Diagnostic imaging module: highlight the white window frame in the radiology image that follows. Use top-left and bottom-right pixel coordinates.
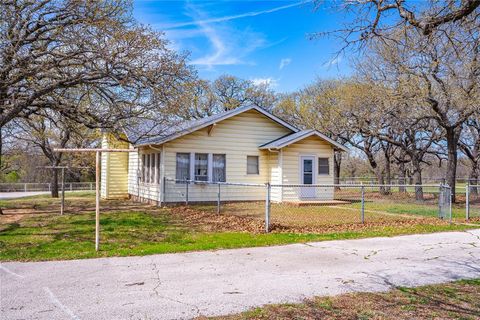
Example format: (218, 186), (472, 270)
(175, 152), (227, 182)
(246, 155), (259, 175)
(212, 154), (226, 182)
(318, 157), (330, 176)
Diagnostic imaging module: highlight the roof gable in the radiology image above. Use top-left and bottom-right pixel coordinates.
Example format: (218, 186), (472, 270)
(259, 130), (349, 152)
(135, 106), (298, 146)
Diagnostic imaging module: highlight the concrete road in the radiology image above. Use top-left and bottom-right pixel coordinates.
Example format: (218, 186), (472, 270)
(0, 191), (49, 200)
(1, 230), (480, 320)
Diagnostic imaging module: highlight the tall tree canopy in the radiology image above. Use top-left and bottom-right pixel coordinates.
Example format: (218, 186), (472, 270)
(0, 0), (193, 148)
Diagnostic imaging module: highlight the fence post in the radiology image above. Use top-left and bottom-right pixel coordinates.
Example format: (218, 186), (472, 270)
(90, 182), (93, 191)
(70, 183), (73, 191)
(185, 180), (189, 205)
(265, 183), (271, 233)
(466, 183), (470, 221)
(217, 183), (221, 214)
(361, 184), (365, 224)
(24, 183), (27, 192)
(448, 185), (453, 223)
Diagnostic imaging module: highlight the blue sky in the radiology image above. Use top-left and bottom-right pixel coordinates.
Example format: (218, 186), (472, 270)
(134, 1), (353, 93)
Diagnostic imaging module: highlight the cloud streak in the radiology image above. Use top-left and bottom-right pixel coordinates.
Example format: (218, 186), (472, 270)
(279, 58), (292, 70)
(163, 1), (309, 29)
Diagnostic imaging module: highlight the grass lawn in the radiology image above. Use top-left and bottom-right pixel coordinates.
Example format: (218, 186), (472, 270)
(0, 193), (477, 261)
(209, 279), (480, 320)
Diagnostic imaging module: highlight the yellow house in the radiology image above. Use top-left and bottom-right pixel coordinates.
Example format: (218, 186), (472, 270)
(100, 106), (348, 203)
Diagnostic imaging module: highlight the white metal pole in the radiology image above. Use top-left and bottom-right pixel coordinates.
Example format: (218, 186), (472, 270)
(61, 168), (65, 215)
(466, 184), (470, 221)
(217, 183), (221, 214)
(265, 183), (271, 233)
(361, 185), (365, 224)
(449, 186), (453, 223)
(95, 151), (101, 251)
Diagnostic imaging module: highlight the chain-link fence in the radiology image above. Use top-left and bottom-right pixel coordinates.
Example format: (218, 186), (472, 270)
(160, 179), (455, 233)
(466, 185), (480, 221)
(0, 182), (96, 192)
(267, 184), (451, 232)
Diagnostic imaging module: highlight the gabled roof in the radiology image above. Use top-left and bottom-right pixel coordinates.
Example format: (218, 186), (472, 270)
(259, 129), (349, 152)
(134, 106), (299, 147)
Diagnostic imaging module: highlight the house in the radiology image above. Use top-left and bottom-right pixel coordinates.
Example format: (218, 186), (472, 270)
(100, 106), (348, 204)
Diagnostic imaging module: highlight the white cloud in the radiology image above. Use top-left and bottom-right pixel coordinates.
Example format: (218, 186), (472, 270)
(251, 77), (278, 88)
(279, 58), (292, 70)
(187, 5), (266, 69)
(322, 56), (342, 68)
(162, 1), (310, 29)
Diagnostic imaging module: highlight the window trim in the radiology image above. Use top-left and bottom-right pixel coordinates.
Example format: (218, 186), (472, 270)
(318, 157), (330, 175)
(246, 155), (260, 175)
(175, 152), (228, 182)
(175, 152), (191, 182)
(194, 153), (209, 182)
(212, 153), (226, 182)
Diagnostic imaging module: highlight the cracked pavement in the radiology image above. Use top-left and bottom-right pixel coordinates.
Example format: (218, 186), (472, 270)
(1, 229), (480, 320)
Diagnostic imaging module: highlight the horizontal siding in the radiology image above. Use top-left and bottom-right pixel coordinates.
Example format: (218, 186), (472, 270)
(156, 109), (291, 202)
(281, 135), (334, 201)
(100, 134), (129, 199)
(125, 110), (337, 203)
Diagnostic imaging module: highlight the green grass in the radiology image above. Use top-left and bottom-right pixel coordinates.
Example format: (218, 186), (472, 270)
(0, 209), (475, 262)
(211, 279), (480, 320)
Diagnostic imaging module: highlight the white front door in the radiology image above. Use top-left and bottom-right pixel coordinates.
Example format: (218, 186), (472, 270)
(300, 156), (316, 198)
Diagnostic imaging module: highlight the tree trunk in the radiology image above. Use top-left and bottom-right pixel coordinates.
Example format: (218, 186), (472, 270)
(412, 158), (424, 201)
(398, 160), (407, 193)
(445, 127), (459, 202)
(469, 165), (479, 196)
(376, 171), (386, 194)
(384, 156), (392, 194)
(51, 169), (59, 198)
(334, 151), (342, 190)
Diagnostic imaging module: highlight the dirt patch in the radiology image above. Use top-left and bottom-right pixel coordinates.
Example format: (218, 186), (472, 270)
(170, 205), (448, 235)
(170, 206), (265, 233)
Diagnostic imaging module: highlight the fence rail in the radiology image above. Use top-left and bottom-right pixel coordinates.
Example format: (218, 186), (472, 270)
(0, 182), (96, 192)
(155, 179), (458, 232)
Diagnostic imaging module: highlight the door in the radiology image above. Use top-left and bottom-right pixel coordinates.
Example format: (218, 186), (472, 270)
(300, 156), (316, 198)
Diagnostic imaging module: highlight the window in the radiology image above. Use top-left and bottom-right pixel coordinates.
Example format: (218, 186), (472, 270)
(145, 154), (150, 183)
(212, 154), (226, 182)
(318, 157), (330, 175)
(195, 153), (208, 181)
(247, 156), (259, 174)
(150, 154), (155, 183)
(156, 153), (161, 184)
(176, 153), (190, 181)
(141, 154), (146, 182)
(140, 153), (161, 183)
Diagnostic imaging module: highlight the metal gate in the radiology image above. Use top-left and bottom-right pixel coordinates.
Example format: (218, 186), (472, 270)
(438, 185), (452, 221)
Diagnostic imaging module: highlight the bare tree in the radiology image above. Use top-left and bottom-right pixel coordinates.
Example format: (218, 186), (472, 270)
(459, 114), (480, 192)
(313, 0), (480, 51)
(355, 19), (480, 201)
(0, 0), (193, 163)
(15, 111), (95, 197)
